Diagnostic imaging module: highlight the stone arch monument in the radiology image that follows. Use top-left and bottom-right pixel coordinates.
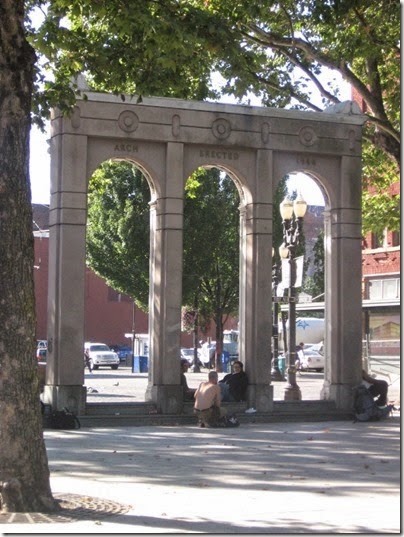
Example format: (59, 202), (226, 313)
(44, 92), (366, 416)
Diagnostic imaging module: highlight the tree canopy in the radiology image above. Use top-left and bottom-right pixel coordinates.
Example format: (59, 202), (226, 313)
(29, 1), (400, 236)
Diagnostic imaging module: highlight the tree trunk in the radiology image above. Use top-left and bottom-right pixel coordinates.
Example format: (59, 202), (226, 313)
(0, 0), (59, 513)
(214, 314), (223, 373)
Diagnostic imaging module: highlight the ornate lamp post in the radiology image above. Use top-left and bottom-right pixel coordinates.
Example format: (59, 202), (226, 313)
(270, 248), (284, 381)
(279, 194), (307, 401)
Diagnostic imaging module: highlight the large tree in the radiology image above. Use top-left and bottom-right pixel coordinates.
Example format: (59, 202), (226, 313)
(0, 0), (58, 513)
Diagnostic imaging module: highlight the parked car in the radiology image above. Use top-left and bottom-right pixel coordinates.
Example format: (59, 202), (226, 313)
(309, 342), (324, 355)
(180, 348), (195, 364)
(84, 342), (120, 370)
(37, 361), (46, 389)
(110, 344), (132, 363)
(180, 347), (204, 367)
(36, 347), (47, 362)
(299, 349), (325, 372)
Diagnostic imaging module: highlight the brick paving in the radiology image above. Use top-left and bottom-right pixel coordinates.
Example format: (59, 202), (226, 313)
(0, 493), (131, 525)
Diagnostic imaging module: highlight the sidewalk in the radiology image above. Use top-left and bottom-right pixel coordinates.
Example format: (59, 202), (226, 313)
(2, 415), (400, 534)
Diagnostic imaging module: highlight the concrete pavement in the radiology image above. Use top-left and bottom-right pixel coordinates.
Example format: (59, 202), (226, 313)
(2, 414), (400, 534)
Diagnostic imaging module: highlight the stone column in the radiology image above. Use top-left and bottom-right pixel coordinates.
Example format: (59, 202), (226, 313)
(321, 208), (332, 400)
(239, 149), (273, 411)
(322, 156), (363, 409)
(146, 143), (184, 413)
(43, 133), (88, 414)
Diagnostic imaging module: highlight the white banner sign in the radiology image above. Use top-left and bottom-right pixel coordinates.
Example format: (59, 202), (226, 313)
(281, 255), (304, 288)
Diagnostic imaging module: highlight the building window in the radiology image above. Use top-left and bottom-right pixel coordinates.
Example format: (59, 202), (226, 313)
(371, 231), (384, 249)
(368, 278), (400, 300)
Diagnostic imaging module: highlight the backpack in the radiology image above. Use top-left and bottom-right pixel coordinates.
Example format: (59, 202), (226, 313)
(207, 407), (240, 428)
(223, 414), (240, 428)
(353, 385), (394, 422)
(217, 413), (240, 428)
(50, 407), (81, 429)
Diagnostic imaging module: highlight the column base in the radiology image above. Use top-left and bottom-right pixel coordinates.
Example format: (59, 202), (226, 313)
(145, 384), (184, 414)
(246, 384), (274, 412)
(42, 385), (87, 414)
(271, 368), (286, 382)
(284, 383), (302, 401)
(323, 382), (355, 410)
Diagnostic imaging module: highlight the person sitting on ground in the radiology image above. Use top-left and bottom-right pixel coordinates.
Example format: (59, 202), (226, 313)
(219, 360), (248, 402)
(180, 359), (196, 401)
(194, 370), (226, 427)
(362, 369), (389, 407)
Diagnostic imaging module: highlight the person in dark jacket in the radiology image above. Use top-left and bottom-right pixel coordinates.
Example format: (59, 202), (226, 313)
(362, 369), (389, 407)
(219, 360), (248, 402)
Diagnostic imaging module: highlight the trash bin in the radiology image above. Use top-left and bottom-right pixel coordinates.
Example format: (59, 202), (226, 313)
(132, 355), (140, 373)
(277, 356), (286, 378)
(221, 351), (230, 373)
(139, 355), (148, 373)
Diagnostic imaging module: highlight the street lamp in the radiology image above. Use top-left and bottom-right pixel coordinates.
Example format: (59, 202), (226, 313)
(270, 248), (284, 381)
(279, 193), (307, 401)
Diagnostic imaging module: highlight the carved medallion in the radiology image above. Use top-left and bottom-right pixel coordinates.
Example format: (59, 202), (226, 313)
(212, 118), (231, 140)
(299, 125), (317, 146)
(118, 111), (139, 133)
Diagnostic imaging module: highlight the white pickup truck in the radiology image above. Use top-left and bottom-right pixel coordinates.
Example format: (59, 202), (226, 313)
(84, 342), (120, 370)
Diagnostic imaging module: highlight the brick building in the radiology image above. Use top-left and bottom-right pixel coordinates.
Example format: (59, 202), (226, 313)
(349, 88), (400, 359)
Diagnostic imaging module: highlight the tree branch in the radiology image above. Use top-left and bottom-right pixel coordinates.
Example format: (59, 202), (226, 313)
(240, 24), (398, 141)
